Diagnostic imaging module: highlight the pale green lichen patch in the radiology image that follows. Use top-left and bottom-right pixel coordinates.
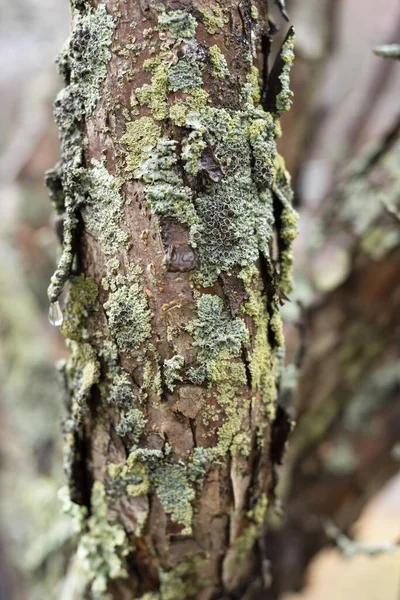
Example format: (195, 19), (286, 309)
(57, 3), (114, 117)
(48, 4), (115, 304)
(241, 271), (280, 414)
(134, 61), (169, 121)
(158, 10), (197, 40)
(75, 482), (129, 597)
(61, 274), (99, 342)
(115, 408), (147, 444)
(275, 31), (295, 116)
(209, 45), (229, 79)
(136, 140), (197, 226)
(159, 554), (207, 600)
(273, 157), (299, 295)
(200, 6), (224, 35)
(182, 106), (277, 285)
(65, 341), (101, 411)
(121, 117), (161, 172)
(103, 266), (152, 353)
(168, 59), (203, 91)
(187, 294), (249, 383)
(153, 462), (195, 534)
(84, 160), (128, 258)
(164, 354), (185, 392)
(108, 372), (138, 407)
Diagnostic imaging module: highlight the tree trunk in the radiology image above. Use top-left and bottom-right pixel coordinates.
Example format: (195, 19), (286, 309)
(48, 1), (297, 598)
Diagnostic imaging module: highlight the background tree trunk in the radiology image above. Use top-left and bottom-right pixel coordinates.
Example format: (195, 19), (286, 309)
(48, 1), (297, 598)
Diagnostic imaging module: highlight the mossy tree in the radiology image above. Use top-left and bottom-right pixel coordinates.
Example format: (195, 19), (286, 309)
(48, 1), (297, 599)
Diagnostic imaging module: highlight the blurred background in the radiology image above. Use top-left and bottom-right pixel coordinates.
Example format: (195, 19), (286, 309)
(0, 0), (399, 598)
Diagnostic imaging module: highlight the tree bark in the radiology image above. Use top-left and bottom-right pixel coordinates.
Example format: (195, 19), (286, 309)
(48, 1), (297, 599)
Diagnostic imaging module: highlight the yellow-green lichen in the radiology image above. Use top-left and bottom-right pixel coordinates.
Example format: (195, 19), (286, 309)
(247, 65), (261, 105)
(242, 276), (279, 416)
(67, 482), (129, 597)
(158, 554), (207, 600)
(65, 341), (101, 411)
(230, 494), (268, 563)
(275, 31), (295, 116)
(209, 45), (229, 79)
(121, 117), (161, 172)
(200, 6), (224, 35)
(135, 61), (169, 120)
(108, 451), (150, 497)
(61, 274), (99, 342)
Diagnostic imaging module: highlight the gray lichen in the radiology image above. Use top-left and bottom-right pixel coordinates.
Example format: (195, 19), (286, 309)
(48, 4), (115, 303)
(103, 266), (153, 353)
(164, 354), (185, 392)
(187, 294), (249, 383)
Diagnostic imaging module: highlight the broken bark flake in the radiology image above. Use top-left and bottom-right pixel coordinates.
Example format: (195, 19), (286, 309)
(219, 271), (249, 317)
(198, 145), (225, 183)
(263, 26), (295, 114)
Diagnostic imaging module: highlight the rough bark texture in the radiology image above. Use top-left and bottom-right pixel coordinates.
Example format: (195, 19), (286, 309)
(47, 1), (297, 598)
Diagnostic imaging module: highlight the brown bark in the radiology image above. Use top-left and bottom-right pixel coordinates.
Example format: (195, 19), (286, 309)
(49, 1), (297, 598)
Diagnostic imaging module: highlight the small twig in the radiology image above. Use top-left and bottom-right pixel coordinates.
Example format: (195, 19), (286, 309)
(324, 520), (398, 558)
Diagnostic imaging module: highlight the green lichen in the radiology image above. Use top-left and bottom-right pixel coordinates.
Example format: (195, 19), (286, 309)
(61, 274), (99, 341)
(273, 157), (299, 294)
(251, 5), (259, 20)
(158, 10), (197, 40)
(230, 494), (268, 563)
(164, 354), (185, 392)
(168, 59), (203, 91)
(103, 266), (152, 353)
(153, 462), (195, 534)
(135, 61), (169, 120)
(209, 45), (229, 79)
(59, 4), (114, 116)
(187, 294), (249, 383)
(115, 408), (147, 444)
(242, 272), (279, 415)
(208, 352), (250, 458)
(135, 139), (197, 226)
(75, 482), (129, 597)
(182, 106), (277, 285)
(121, 117), (161, 172)
(169, 101), (188, 126)
(65, 341), (101, 412)
(108, 451), (150, 497)
(47, 4), (115, 303)
(84, 160), (128, 258)
(275, 32), (295, 116)
(159, 555), (207, 600)
(200, 6), (224, 35)
(108, 372), (138, 407)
